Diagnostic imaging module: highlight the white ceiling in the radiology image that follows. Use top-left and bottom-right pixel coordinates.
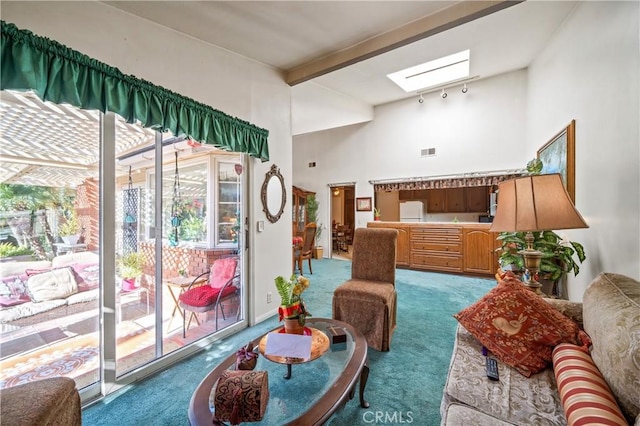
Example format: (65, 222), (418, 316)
(103, 0), (578, 106)
(0, 1), (579, 186)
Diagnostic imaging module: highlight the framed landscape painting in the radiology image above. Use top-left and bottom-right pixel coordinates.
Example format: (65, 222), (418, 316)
(537, 119), (576, 202)
(356, 197), (372, 211)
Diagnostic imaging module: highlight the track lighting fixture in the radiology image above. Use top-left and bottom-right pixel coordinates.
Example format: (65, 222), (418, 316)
(418, 94), (424, 104)
(462, 83), (468, 94)
(441, 88), (447, 99)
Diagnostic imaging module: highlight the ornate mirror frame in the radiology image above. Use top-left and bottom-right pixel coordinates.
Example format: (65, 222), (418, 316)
(261, 164), (286, 223)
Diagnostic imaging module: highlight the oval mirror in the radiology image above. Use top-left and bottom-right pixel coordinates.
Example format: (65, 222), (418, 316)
(261, 164), (286, 223)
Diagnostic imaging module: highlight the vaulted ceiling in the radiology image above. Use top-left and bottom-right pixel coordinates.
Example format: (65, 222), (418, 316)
(0, 1), (578, 186)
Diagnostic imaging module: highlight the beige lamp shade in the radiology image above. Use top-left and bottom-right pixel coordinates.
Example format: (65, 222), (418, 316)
(490, 174), (588, 232)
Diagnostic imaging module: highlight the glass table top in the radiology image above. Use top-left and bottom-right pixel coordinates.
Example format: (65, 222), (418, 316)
(192, 318), (366, 426)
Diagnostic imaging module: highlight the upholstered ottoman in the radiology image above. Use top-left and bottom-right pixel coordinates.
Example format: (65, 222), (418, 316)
(0, 377), (81, 425)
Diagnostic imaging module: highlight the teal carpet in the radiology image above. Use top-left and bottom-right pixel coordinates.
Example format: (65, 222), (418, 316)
(83, 259), (493, 425)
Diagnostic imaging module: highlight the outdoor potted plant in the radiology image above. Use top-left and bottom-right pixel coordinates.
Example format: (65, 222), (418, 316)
(58, 212), (81, 244)
(118, 252), (147, 291)
(274, 274), (311, 334)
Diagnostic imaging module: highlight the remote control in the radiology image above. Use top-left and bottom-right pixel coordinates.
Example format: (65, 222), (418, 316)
(486, 357), (499, 381)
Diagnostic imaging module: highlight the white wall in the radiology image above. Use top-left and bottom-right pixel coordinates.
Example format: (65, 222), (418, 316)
(294, 1), (640, 301)
(294, 70), (530, 250)
(526, 1), (640, 300)
(2, 1), (291, 323)
(292, 81), (374, 135)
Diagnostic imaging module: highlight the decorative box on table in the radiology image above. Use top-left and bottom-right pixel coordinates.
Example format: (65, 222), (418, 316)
(213, 370), (269, 425)
(328, 326), (347, 344)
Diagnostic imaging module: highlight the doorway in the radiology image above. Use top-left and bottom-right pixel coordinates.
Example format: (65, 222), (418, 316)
(330, 185), (355, 260)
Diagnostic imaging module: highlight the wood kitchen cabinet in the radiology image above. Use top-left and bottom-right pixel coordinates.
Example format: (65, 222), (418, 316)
(425, 187), (488, 213)
(463, 226), (499, 275)
(427, 189), (446, 212)
(396, 226), (411, 266)
(367, 221), (410, 266)
(367, 222), (497, 276)
(466, 186), (489, 213)
(410, 226), (462, 273)
(447, 188), (466, 212)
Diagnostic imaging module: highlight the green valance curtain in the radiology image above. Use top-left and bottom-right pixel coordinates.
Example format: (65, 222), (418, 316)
(0, 21), (270, 161)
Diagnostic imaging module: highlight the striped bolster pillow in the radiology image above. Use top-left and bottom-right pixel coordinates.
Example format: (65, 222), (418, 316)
(552, 343), (627, 426)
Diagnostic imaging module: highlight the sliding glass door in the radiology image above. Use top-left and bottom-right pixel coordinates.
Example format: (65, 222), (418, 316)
(0, 90), (247, 401)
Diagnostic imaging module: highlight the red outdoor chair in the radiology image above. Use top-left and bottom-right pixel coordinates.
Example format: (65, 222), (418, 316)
(178, 257), (240, 337)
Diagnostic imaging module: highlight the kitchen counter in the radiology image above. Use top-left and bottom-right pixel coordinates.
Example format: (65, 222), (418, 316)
(367, 222), (499, 276)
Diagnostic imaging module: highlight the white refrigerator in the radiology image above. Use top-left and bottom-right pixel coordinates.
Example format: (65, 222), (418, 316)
(400, 201), (424, 222)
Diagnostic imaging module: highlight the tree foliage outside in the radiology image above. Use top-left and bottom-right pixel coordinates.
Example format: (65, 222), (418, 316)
(0, 183), (76, 259)
(306, 194), (322, 244)
(0, 242), (33, 258)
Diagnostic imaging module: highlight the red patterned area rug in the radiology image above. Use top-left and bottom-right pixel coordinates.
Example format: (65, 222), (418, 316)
(0, 321), (183, 390)
(0, 333), (100, 389)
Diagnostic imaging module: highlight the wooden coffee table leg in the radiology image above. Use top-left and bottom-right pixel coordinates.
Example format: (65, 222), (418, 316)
(359, 360), (370, 408)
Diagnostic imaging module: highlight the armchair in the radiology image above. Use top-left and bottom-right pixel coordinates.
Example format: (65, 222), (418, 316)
(332, 227), (398, 351)
(178, 257), (240, 337)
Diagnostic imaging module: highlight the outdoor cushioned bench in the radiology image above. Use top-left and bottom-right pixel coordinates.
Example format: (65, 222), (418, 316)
(0, 251), (99, 325)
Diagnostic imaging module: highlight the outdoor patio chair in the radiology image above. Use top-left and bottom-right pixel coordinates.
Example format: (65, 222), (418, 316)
(178, 256), (240, 337)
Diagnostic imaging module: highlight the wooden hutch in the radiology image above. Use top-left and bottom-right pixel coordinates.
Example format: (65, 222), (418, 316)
(292, 186), (315, 237)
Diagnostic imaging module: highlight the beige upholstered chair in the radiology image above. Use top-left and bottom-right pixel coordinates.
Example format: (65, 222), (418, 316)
(332, 227), (398, 351)
(0, 377), (82, 425)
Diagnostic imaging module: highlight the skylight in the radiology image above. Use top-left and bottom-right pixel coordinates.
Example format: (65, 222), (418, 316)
(387, 50), (470, 92)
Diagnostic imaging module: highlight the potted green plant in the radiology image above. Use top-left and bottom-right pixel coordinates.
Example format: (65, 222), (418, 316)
(118, 252), (146, 291)
(373, 207), (381, 221)
(496, 230), (586, 291)
(306, 194), (323, 259)
(58, 212), (80, 244)
(274, 274), (311, 334)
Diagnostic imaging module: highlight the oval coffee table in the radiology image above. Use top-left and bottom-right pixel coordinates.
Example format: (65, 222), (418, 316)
(188, 318), (369, 426)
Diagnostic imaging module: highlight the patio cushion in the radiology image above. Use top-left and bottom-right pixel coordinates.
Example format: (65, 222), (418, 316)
(70, 263), (100, 291)
(0, 274), (29, 298)
(0, 296), (29, 307)
(26, 267), (79, 302)
(210, 258), (237, 289)
(0, 260), (52, 278)
(179, 284), (237, 307)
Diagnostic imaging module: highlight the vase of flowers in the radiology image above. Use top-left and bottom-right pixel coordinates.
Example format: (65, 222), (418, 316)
(275, 274), (311, 334)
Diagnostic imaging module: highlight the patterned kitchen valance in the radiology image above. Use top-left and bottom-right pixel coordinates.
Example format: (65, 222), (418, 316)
(373, 172), (525, 192)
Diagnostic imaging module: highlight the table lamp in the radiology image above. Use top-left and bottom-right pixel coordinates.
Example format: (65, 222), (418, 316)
(490, 174), (588, 294)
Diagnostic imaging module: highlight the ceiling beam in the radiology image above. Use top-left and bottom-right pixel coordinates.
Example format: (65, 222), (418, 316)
(0, 154), (92, 171)
(285, 0), (524, 86)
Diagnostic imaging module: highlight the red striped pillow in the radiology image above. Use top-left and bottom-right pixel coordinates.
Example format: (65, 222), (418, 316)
(553, 343), (627, 426)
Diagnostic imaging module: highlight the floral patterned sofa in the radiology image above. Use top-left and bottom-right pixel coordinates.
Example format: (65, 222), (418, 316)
(0, 251), (99, 325)
(440, 272), (640, 425)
